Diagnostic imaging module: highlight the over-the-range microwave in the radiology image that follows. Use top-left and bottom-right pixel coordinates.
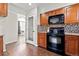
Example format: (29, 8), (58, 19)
(48, 14), (64, 24)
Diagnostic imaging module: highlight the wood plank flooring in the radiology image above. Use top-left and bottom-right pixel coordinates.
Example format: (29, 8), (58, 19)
(3, 36), (60, 56)
(3, 42), (60, 56)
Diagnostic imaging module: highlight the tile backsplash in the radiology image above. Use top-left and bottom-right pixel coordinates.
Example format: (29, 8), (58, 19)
(37, 25), (48, 32)
(65, 23), (79, 33)
(38, 23), (79, 33)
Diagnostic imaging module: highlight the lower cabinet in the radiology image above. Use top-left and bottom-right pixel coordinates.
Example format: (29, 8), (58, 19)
(65, 35), (79, 56)
(38, 32), (47, 48)
(0, 36), (3, 56)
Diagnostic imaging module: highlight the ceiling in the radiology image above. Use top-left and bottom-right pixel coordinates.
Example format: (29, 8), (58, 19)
(9, 3), (75, 15)
(11, 3), (71, 10)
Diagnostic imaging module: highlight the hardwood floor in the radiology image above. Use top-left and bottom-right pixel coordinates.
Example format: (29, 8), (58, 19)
(4, 43), (59, 56)
(4, 42), (60, 56)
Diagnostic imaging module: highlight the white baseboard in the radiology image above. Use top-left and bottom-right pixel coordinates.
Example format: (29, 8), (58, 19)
(5, 40), (18, 45)
(33, 43), (38, 46)
(3, 40), (18, 52)
(3, 48), (6, 52)
(26, 40), (34, 45)
(26, 40), (38, 47)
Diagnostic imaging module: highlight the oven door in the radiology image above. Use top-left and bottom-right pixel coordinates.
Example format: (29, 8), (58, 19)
(47, 36), (63, 51)
(49, 36), (61, 44)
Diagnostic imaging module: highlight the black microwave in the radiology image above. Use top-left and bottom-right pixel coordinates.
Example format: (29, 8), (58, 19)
(48, 14), (64, 24)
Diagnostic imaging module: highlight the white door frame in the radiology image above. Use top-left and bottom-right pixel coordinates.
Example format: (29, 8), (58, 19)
(26, 16), (34, 45)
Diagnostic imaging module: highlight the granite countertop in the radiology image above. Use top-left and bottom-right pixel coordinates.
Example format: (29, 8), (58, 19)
(65, 33), (79, 36)
(38, 31), (47, 33)
(38, 25), (48, 33)
(38, 32), (79, 36)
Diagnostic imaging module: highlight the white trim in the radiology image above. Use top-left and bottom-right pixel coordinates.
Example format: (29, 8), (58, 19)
(26, 40), (34, 45)
(26, 39), (38, 46)
(33, 43), (38, 46)
(4, 40), (18, 52)
(5, 40), (18, 45)
(3, 48), (6, 52)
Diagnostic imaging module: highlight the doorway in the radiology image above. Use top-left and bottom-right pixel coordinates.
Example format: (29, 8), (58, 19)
(17, 14), (26, 43)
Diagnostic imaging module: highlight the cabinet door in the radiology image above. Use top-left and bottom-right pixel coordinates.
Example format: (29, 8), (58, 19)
(51, 11), (56, 16)
(38, 33), (47, 48)
(0, 36), (3, 56)
(46, 11), (56, 16)
(65, 35), (79, 56)
(65, 5), (77, 24)
(55, 8), (65, 15)
(0, 3), (8, 16)
(77, 4), (79, 22)
(40, 14), (48, 25)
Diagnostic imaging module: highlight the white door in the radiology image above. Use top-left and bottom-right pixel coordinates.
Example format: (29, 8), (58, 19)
(28, 16), (33, 43)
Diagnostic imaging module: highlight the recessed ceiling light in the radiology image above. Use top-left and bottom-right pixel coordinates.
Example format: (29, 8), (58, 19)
(29, 3), (31, 6)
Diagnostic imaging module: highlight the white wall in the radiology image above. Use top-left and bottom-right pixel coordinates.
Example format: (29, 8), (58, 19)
(0, 12), (18, 52)
(0, 4), (18, 51)
(2, 12), (18, 44)
(25, 8), (38, 46)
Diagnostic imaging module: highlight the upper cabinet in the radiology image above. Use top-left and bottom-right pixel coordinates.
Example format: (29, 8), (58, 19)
(55, 8), (66, 22)
(40, 13), (48, 25)
(77, 4), (79, 22)
(0, 3), (8, 16)
(55, 8), (65, 15)
(40, 8), (65, 25)
(46, 11), (56, 16)
(40, 3), (79, 25)
(65, 4), (78, 24)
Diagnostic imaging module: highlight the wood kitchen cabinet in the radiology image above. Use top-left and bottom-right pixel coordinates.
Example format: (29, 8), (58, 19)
(38, 32), (47, 48)
(46, 8), (65, 16)
(65, 35), (79, 56)
(55, 8), (66, 21)
(55, 8), (65, 15)
(40, 13), (48, 25)
(0, 36), (3, 56)
(45, 11), (56, 16)
(0, 3), (8, 16)
(77, 4), (79, 22)
(40, 3), (79, 25)
(65, 4), (78, 24)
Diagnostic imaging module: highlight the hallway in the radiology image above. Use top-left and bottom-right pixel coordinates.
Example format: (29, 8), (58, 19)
(18, 35), (25, 43)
